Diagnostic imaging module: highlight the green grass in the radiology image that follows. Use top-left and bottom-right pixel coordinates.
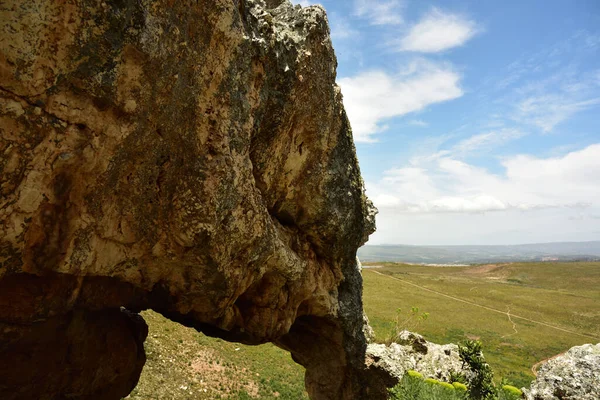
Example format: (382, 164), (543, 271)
(363, 261), (600, 388)
(127, 261), (600, 397)
(125, 310), (308, 399)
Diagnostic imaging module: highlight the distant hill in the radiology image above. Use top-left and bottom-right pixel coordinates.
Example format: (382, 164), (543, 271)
(358, 241), (600, 264)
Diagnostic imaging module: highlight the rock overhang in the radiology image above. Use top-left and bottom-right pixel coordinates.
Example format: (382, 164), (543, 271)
(0, 1), (377, 399)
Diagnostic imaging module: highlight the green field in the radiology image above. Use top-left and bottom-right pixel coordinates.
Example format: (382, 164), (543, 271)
(363, 261), (600, 387)
(127, 261), (600, 398)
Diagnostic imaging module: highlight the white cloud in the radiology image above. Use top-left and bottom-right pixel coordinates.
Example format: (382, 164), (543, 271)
(339, 60), (463, 142)
(368, 207), (600, 246)
(367, 144), (600, 244)
(395, 8), (478, 53)
(368, 143), (600, 215)
(354, 0), (403, 26)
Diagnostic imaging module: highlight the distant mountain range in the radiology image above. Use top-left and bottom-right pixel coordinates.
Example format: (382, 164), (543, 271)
(357, 241), (600, 264)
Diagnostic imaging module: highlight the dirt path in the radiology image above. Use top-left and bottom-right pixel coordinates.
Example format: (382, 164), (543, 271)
(501, 306), (518, 339)
(365, 270), (600, 341)
(531, 351), (567, 376)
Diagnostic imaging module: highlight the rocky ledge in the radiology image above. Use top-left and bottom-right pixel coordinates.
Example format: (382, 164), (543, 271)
(364, 330), (472, 398)
(0, 0), (376, 399)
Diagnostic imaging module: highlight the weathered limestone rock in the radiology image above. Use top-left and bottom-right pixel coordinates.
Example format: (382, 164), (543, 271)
(524, 343), (600, 400)
(365, 331), (471, 398)
(0, 0), (376, 399)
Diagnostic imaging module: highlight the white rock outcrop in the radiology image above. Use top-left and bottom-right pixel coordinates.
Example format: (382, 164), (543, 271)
(366, 331), (470, 383)
(524, 343), (600, 400)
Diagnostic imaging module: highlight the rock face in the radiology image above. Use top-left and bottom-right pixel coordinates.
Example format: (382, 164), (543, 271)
(0, 0), (376, 399)
(365, 331), (471, 398)
(524, 343), (600, 400)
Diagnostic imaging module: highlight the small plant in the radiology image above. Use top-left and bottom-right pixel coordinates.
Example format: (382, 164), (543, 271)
(384, 306), (430, 344)
(436, 381), (457, 391)
(499, 385), (523, 400)
(449, 370), (468, 385)
(389, 371), (425, 400)
(389, 372), (468, 400)
(407, 370), (424, 379)
(453, 382), (468, 392)
(458, 340), (497, 400)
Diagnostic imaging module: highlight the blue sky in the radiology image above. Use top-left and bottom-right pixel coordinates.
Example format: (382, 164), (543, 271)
(292, 0), (600, 245)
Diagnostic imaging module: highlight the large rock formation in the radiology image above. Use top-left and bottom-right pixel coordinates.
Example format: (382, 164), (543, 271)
(0, 0), (376, 399)
(524, 343), (600, 400)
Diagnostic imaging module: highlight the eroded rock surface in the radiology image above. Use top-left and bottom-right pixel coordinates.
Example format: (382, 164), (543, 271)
(0, 0), (375, 399)
(365, 331), (471, 398)
(524, 343), (600, 400)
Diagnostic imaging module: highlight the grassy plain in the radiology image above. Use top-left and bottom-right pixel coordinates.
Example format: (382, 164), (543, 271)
(363, 261), (600, 387)
(127, 261), (600, 398)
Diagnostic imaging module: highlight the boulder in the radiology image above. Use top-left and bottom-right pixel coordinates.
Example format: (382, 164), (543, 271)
(524, 343), (600, 400)
(0, 0), (376, 398)
(365, 331), (471, 398)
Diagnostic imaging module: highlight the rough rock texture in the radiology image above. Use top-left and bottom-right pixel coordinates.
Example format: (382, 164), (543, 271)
(365, 330), (471, 397)
(524, 343), (600, 400)
(0, 0), (376, 399)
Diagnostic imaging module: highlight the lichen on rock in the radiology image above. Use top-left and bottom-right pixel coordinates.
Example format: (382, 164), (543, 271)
(364, 330), (472, 398)
(0, 0), (376, 399)
(524, 343), (600, 400)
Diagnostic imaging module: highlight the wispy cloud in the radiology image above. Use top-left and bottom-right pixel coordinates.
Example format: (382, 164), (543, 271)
(447, 129), (525, 157)
(408, 119), (428, 127)
(339, 60), (463, 142)
(354, 0), (404, 26)
(516, 95), (600, 132)
(409, 129), (524, 165)
(394, 8), (479, 53)
(484, 32), (600, 132)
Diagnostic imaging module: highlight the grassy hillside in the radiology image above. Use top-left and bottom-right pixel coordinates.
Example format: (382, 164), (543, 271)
(363, 261), (600, 387)
(127, 261), (600, 398)
(126, 310), (308, 400)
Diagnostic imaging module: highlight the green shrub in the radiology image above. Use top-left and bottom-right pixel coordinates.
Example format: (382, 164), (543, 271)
(438, 381), (456, 391)
(407, 370), (424, 379)
(453, 382), (468, 392)
(458, 340), (497, 400)
(389, 373), (468, 400)
(449, 370), (468, 385)
(500, 385), (523, 400)
(425, 378), (456, 391)
(389, 372), (425, 400)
